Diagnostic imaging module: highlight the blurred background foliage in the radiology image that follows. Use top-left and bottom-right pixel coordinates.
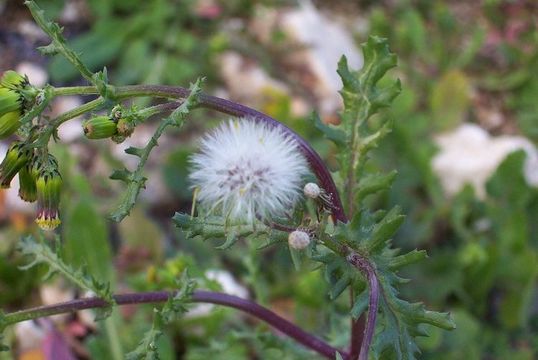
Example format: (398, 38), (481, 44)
(0, 0), (537, 359)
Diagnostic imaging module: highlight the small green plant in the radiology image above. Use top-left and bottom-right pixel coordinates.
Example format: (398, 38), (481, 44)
(0, 2), (455, 359)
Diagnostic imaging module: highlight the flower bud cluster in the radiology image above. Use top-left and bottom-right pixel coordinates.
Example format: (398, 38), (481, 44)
(82, 106), (135, 143)
(0, 71), (33, 139)
(0, 143), (62, 230)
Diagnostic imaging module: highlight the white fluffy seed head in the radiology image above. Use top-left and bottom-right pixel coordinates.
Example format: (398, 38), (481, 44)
(288, 230), (310, 250)
(189, 118), (309, 223)
(303, 182), (321, 199)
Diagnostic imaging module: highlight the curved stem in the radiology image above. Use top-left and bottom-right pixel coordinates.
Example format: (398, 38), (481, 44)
(115, 85), (348, 223)
(347, 252), (379, 360)
(51, 84), (347, 222)
(4, 290), (344, 359)
(50, 85), (381, 357)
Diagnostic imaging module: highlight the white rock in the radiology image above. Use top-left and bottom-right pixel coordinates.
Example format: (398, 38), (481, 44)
(16, 62), (48, 87)
(219, 51), (290, 104)
(281, 0), (363, 115)
(40, 282), (75, 324)
(432, 123), (538, 198)
(206, 269), (249, 299)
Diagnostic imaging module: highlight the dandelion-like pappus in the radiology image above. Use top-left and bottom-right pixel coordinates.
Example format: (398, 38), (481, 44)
(189, 118), (309, 223)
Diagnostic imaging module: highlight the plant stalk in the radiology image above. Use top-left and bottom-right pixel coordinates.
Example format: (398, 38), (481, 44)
(3, 290), (344, 359)
(50, 84), (381, 359)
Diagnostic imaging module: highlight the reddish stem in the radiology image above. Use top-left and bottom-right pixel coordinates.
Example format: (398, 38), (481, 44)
(115, 86), (380, 359)
(5, 290), (344, 359)
(118, 85), (348, 223)
(347, 253), (379, 360)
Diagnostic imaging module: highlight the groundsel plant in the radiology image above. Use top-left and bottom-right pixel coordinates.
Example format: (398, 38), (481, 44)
(0, 2), (455, 359)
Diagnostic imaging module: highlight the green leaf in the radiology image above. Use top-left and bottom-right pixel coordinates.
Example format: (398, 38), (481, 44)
(63, 199), (113, 282)
(109, 168), (132, 183)
(356, 171), (398, 201)
(315, 35), (456, 359)
(486, 150), (530, 204)
(338, 36), (400, 125)
(389, 250), (427, 270)
(310, 112), (346, 147)
(373, 292), (455, 359)
(125, 146), (145, 158)
(367, 207), (405, 252)
(173, 212), (288, 248)
(127, 271), (195, 359)
(37, 43), (59, 56)
(334, 36), (401, 215)
(17, 235), (114, 314)
(125, 309), (163, 360)
(350, 290), (369, 319)
(110, 78), (203, 223)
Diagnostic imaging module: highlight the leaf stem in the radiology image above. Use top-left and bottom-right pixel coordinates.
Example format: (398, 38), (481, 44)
(3, 290), (345, 359)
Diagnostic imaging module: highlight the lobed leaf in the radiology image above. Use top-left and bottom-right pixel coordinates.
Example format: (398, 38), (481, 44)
(17, 235), (114, 319)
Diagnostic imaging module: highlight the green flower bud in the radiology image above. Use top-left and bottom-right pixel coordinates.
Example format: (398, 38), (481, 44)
(35, 155), (62, 230)
(83, 116), (117, 139)
(0, 110), (22, 139)
(0, 71), (28, 89)
(0, 87), (22, 118)
(0, 142), (32, 188)
(18, 157), (38, 202)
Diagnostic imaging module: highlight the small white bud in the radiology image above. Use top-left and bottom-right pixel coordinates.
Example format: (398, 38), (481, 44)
(303, 182), (321, 199)
(288, 230), (310, 250)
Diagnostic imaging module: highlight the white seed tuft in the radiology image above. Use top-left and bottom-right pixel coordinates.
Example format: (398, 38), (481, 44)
(288, 230), (310, 250)
(189, 118), (309, 223)
(303, 182), (321, 199)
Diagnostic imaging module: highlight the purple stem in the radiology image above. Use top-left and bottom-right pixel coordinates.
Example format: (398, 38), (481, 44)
(118, 85), (348, 223)
(116, 86), (379, 359)
(347, 253), (379, 360)
(6, 290), (344, 359)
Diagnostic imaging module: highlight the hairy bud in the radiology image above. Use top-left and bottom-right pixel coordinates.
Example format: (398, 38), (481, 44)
(288, 230), (310, 250)
(303, 182), (321, 199)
